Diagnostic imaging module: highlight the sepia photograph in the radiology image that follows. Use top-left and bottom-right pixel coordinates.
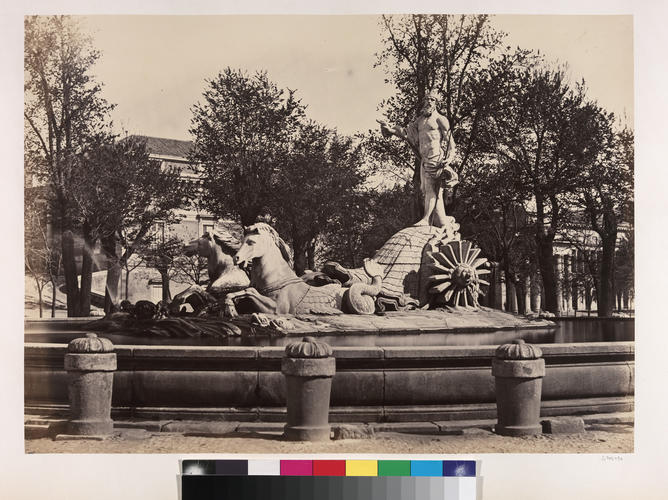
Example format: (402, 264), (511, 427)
(21, 13), (636, 456)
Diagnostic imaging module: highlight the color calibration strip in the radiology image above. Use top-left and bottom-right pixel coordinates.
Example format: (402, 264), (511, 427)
(180, 460), (482, 500)
(182, 459), (478, 477)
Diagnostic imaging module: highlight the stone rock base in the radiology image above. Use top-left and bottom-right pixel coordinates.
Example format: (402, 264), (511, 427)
(541, 417), (585, 434)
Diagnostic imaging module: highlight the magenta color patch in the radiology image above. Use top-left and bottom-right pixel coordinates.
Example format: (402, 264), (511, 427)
(280, 460), (313, 476)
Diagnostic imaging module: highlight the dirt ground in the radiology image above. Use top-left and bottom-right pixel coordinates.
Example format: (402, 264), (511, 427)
(25, 424), (633, 454)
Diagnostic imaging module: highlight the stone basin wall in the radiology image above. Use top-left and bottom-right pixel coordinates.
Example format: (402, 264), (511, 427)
(25, 342), (634, 422)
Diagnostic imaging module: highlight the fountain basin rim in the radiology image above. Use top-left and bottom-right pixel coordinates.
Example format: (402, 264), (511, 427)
(25, 341), (635, 360)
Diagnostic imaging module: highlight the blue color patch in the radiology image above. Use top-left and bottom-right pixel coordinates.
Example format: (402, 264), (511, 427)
(443, 460), (476, 477)
(410, 460), (443, 476)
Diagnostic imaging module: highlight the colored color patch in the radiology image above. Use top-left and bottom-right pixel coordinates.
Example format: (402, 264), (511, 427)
(410, 460), (443, 477)
(443, 460), (477, 477)
(378, 460), (411, 477)
(313, 460), (346, 476)
(280, 460), (313, 476)
(346, 460), (378, 476)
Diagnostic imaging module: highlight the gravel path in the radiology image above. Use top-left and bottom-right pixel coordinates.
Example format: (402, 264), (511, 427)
(25, 425), (633, 454)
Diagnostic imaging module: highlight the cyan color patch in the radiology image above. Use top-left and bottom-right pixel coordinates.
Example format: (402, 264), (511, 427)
(410, 460), (443, 476)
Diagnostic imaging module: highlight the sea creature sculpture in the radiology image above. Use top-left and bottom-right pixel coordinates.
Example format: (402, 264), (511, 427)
(321, 217), (489, 310)
(170, 232), (251, 315)
(224, 223), (382, 316)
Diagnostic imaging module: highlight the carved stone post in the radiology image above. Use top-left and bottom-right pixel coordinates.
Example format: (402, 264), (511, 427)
(64, 333), (116, 436)
(281, 337), (336, 441)
(492, 340), (545, 437)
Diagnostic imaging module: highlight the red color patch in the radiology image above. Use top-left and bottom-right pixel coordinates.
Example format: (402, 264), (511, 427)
(313, 460), (346, 476)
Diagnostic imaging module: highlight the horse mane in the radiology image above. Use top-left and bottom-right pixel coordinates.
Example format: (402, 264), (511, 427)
(244, 223), (293, 268)
(206, 232), (240, 257)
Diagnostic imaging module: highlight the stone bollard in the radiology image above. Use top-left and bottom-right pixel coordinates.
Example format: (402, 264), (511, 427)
(492, 339), (545, 437)
(281, 336), (336, 441)
(64, 333), (117, 436)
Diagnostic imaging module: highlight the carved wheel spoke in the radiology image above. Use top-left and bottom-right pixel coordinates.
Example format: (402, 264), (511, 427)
(427, 240), (489, 309)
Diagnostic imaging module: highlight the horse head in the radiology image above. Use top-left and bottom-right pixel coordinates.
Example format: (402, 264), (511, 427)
(183, 233), (215, 258)
(185, 232), (240, 259)
(234, 223), (293, 270)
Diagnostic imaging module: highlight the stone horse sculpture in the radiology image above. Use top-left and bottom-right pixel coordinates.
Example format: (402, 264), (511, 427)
(170, 232), (250, 315)
(224, 223), (382, 316)
(182, 232), (250, 293)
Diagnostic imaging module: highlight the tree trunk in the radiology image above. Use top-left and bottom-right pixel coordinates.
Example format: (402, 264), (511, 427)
(104, 262), (122, 313)
(160, 270), (171, 301)
(598, 234), (616, 317)
(125, 268), (130, 300)
(78, 226), (95, 317)
(514, 275), (527, 315)
(306, 240), (316, 271)
(585, 285), (592, 315)
(36, 280), (43, 318)
(530, 273), (541, 313)
(61, 230), (79, 317)
(504, 272), (518, 314)
(292, 237), (308, 277)
(50, 279), (57, 317)
(102, 235), (121, 313)
(535, 233), (558, 314)
(523, 274), (531, 315)
(492, 263), (503, 310)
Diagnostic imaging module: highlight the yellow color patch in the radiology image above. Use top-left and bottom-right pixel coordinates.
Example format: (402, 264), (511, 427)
(346, 460), (378, 476)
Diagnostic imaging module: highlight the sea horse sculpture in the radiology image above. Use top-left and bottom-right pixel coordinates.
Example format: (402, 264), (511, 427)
(224, 223), (382, 316)
(169, 232), (250, 315)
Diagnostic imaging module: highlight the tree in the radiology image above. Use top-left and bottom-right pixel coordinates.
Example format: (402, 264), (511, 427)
(269, 122), (366, 275)
(457, 157), (535, 313)
(121, 254), (145, 301)
(322, 183), (418, 268)
(373, 14), (534, 218)
(173, 247), (208, 286)
(614, 228), (634, 311)
(559, 216), (604, 315)
(576, 126), (633, 316)
(24, 196), (62, 317)
(189, 68), (305, 226)
(68, 135), (194, 312)
(24, 16), (114, 316)
(138, 235), (183, 302)
(489, 66), (612, 314)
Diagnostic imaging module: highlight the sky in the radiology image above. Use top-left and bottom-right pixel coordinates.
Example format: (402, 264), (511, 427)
(81, 15), (633, 141)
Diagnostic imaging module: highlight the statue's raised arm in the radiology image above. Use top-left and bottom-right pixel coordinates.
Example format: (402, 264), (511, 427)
(377, 119), (409, 142)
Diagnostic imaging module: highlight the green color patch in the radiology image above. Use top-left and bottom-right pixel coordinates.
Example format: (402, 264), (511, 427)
(377, 460), (411, 477)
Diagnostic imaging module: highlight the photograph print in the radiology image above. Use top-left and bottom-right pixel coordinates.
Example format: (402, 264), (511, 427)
(23, 14), (634, 454)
